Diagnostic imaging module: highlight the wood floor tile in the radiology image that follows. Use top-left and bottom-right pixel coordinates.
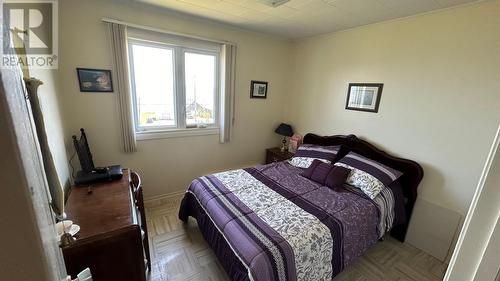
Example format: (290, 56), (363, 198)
(146, 194), (447, 281)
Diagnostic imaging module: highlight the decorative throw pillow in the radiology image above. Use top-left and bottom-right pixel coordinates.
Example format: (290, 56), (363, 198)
(301, 159), (331, 183)
(325, 165), (351, 191)
(302, 160), (350, 191)
(289, 144), (340, 168)
(335, 152), (403, 199)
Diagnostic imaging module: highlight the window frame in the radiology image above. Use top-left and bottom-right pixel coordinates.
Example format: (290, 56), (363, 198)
(128, 37), (221, 139)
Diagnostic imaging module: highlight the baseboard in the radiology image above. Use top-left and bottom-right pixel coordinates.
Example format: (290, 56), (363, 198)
(144, 190), (186, 209)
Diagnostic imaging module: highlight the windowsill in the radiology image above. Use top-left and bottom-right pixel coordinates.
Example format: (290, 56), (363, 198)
(136, 127), (219, 141)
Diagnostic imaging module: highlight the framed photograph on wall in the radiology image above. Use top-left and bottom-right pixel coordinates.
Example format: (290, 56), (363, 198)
(250, 80), (268, 99)
(345, 83), (383, 113)
(77, 68), (114, 92)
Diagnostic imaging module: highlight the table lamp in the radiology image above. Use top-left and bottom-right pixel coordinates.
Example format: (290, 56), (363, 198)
(274, 123), (294, 152)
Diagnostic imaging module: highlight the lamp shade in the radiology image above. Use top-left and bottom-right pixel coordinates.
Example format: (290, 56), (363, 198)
(274, 123), (294, 137)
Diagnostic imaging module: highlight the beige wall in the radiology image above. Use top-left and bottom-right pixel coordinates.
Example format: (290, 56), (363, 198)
(58, 0), (291, 198)
(285, 1), (500, 218)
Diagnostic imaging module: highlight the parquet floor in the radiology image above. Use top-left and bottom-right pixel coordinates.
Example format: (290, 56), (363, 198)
(145, 194), (447, 281)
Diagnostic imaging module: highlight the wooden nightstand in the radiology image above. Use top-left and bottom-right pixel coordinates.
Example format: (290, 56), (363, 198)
(265, 148), (294, 164)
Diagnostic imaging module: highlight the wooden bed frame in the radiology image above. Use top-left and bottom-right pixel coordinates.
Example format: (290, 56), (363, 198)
(303, 133), (424, 242)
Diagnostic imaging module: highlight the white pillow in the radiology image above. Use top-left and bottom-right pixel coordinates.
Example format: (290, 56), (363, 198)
(288, 157), (330, 169)
(335, 162), (385, 199)
(288, 144), (340, 168)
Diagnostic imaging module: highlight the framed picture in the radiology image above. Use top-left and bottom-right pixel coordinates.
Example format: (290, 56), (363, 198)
(250, 80), (268, 99)
(345, 83), (383, 113)
(77, 68), (114, 92)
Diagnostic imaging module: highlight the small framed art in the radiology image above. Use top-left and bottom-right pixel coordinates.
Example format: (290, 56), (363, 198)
(345, 83), (383, 113)
(250, 80), (268, 99)
(77, 68), (114, 92)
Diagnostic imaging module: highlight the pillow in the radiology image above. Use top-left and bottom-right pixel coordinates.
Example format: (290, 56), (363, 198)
(325, 165), (351, 191)
(289, 144), (340, 168)
(301, 159), (331, 183)
(335, 152), (403, 199)
(302, 160), (350, 191)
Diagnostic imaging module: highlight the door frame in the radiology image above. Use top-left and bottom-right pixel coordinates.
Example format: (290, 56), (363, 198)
(0, 66), (68, 280)
(444, 124), (500, 281)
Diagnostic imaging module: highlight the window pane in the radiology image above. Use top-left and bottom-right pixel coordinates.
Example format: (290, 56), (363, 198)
(131, 44), (175, 128)
(185, 52), (216, 126)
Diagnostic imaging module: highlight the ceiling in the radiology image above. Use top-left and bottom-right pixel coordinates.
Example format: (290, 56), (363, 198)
(134, 0), (478, 39)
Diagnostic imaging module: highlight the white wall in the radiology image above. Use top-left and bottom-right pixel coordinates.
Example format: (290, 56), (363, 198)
(285, 1), (500, 220)
(57, 0), (291, 198)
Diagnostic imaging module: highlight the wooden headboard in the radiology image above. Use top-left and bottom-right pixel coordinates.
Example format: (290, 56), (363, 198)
(303, 133), (424, 242)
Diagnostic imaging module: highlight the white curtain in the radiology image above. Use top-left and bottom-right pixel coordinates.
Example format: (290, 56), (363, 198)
(108, 23), (136, 152)
(220, 44), (237, 143)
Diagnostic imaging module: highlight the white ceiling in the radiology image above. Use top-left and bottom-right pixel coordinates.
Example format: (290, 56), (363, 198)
(134, 0), (478, 38)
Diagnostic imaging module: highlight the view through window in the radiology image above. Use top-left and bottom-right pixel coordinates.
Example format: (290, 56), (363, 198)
(129, 39), (219, 132)
(130, 44), (175, 128)
(185, 52), (216, 127)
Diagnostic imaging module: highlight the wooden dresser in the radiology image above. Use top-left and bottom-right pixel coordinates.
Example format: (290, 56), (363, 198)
(63, 169), (150, 281)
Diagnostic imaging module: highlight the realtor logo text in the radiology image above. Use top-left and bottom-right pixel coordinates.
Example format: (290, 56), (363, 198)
(1, 0), (58, 69)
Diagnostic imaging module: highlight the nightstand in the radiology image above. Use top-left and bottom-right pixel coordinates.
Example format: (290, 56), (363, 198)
(265, 148), (294, 164)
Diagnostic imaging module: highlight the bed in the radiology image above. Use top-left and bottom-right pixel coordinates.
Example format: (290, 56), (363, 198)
(178, 134), (424, 281)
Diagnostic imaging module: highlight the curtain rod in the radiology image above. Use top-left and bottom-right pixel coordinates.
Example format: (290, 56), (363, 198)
(102, 18), (235, 46)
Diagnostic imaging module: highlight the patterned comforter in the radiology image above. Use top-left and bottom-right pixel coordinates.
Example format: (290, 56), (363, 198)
(179, 161), (395, 281)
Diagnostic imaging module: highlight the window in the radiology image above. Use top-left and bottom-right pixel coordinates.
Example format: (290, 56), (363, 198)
(184, 52), (217, 127)
(129, 43), (175, 128)
(128, 36), (220, 138)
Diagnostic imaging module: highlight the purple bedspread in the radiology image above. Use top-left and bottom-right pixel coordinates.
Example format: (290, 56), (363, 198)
(179, 162), (382, 281)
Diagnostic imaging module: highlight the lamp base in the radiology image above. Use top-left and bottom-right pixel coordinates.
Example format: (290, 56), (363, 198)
(281, 137), (287, 152)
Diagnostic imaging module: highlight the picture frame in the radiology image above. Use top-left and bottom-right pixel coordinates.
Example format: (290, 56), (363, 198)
(345, 83), (383, 113)
(250, 80), (268, 99)
(77, 68), (114, 92)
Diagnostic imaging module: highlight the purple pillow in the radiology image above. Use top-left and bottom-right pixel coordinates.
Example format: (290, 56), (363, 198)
(301, 159), (320, 178)
(325, 166), (351, 191)
(302, 160), (350, 191)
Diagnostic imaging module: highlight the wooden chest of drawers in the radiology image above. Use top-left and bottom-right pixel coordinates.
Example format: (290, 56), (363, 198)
(62, 169), (150, 281)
